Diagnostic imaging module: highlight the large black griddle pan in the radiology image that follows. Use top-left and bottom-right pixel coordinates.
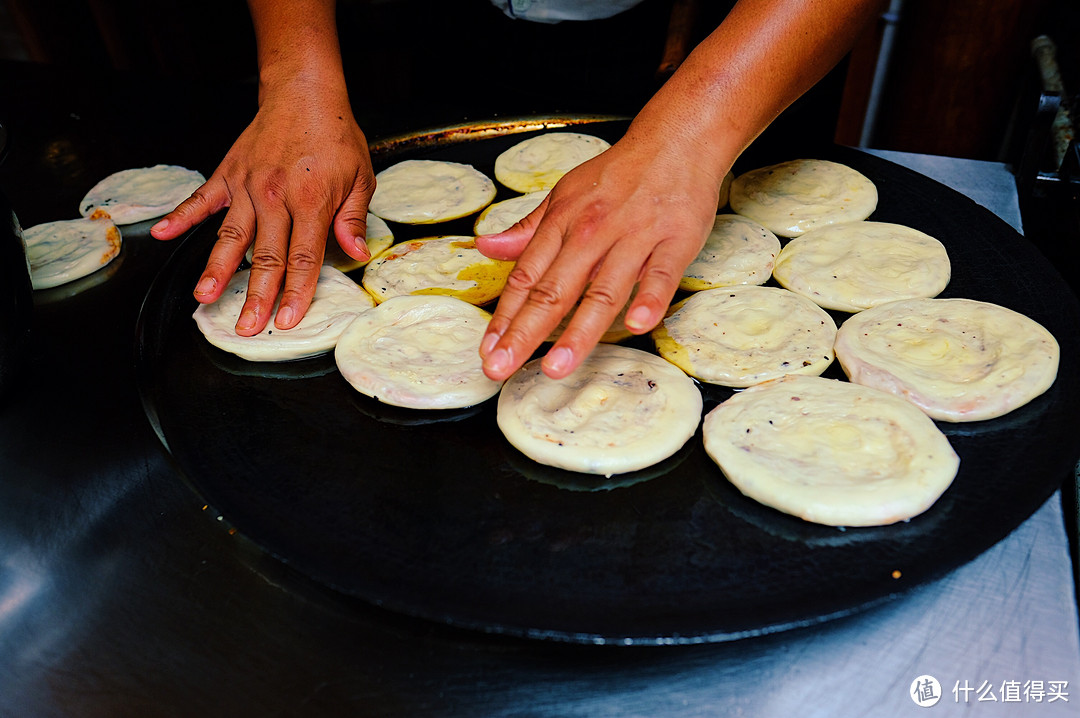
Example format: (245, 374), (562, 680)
(136, 117), (1080, 644)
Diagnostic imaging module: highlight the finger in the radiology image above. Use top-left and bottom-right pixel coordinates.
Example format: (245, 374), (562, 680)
(479, 211), (568, 358)
(541, 258), (639, 379)
(275, 210), (331, 330)
(333, 170), (377, 262)
(482, 224), (601, 381)
(624, 238), (702, 334)
(474, 196), (550, 261)
(236, 203), (291, 337)
(150, 174), (230, 241)
(192, 195), (257, 305)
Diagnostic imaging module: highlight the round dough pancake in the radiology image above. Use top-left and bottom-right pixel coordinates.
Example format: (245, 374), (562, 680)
(653, 286), (836, 387)
(771, 221), (951, 313)
(369, 159), (496, 224)
(79, 164), (205, 225)
(497, 344), (703, 476)
(362, 236), (513, 305)
(679, 214), (781, 291)
(335, 294), (501, 409)
(729, 159), (877, 237)
(494, 132), (610, 193)
(245, 213), (393, 273)
(834, 297), (1059, 422)
(702, 375), (960, 527)
(24, 214), (121, 289)
(473, 190), (549, 235)
(193, 266), (375, 362)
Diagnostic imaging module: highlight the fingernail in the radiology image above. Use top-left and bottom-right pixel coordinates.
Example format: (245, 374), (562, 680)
(276, 305), (295, 327)
(486, 347), (511, 376)
(151, 218), (169, 233)
(194, 276), (217, 296)
(625, 305), (653, 331)
(545, 347), (573, 375)
(236, 307), (258, 332)
(354, 236), (371, 259)
(480, 331), (499, 357)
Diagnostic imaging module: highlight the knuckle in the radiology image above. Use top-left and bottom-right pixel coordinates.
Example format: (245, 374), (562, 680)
(580, 282), (623, 309)
(249, 247), (287, 272)
(216, 222), (249, 248)
(526, 279), (570, 309)
(286, 247), (322, 273)
(639, 261), (682, 290)
(503, 264), (545, 293)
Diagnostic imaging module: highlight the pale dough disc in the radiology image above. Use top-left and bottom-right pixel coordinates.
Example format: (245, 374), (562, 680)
(369, 159), (496, 224)
(244, 213), (393, 273)
(335, 294), (502, 409)
(473, 190), (549, 235)
(494, 132), (610, 193)
(497, 344), (703, 476)
(834, 297), (1059, 422)
(771, 221), (951, 313)
(679, 214), (781, 291)
(24, 214), (121, 289)
(193, 266), (375, 362)
(362, 235), (513, 305)
(729, 159), (877, 237)
(702, 375), (960, 527)
(79, 164), (205, 224)
(653, 285), (836, 387)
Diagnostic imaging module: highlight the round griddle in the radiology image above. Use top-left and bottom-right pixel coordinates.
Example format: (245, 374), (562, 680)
(135, 117), (1080, 644)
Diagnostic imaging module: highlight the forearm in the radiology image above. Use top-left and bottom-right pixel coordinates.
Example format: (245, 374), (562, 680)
(628, 0), (884, 179)
(246, 0), (349, 105)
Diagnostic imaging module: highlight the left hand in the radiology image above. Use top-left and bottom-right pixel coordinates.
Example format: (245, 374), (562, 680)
(475, 130), (728, 381)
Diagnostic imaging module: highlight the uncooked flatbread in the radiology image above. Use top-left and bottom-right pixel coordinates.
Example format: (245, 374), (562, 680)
(335, 294), (501, 409)
(729, 159), (877, 237)
(702, 375), (960, 527)
(79, 164), (205, 224)
(245, 212), (393, 273)
(193, 266), (375, 361)
(23, 214), (121, 289)
(772, 221), (950, 313)
(494, 132), (610, 193)
(369, 159), (496, 224)
(653, 285), (836, 387)
(679, 214), (781, 291)
(834, 297), (1059, 422)
(497, 344), (702, 476)
(362, 236), (513, 305)
(473, 190), (549, 235)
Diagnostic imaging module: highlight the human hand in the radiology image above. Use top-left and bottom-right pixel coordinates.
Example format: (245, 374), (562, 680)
(150, 87), (374, 336)
(475, 132), (728, 381)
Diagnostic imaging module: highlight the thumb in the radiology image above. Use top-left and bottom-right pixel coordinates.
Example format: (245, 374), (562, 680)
(333, 178), (375, 262)
(475, 197), (550, 261)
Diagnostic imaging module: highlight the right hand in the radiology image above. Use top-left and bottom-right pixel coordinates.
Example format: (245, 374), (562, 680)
(151, 83), (375, 336)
